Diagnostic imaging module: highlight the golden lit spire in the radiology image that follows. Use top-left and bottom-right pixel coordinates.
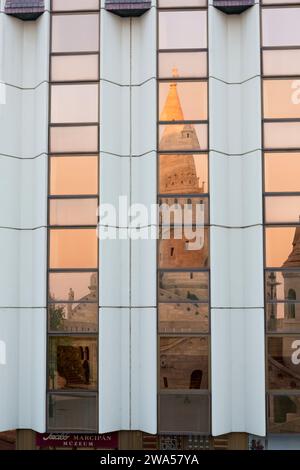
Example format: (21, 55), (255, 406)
(159, 68), (184, 122)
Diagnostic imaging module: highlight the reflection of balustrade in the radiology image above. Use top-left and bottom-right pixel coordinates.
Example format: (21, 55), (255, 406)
(105, 0), (151, 17)
(5, 0), (44, 20)
(213, 0), (254, 14)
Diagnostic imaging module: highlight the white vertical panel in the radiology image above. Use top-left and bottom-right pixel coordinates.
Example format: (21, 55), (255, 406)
(99, 308), (130, 433)
(209, 5), (266, 436)
(100, 6), (157, 433)
(0, 8), (49, 432)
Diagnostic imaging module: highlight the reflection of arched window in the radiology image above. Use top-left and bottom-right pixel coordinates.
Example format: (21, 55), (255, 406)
(85, 346), (90, 361)
(189, 370), (202, 389)
(288, 289), (296, 319)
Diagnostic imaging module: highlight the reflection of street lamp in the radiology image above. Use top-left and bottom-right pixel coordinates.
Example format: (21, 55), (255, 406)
(267, 272), (281, 330)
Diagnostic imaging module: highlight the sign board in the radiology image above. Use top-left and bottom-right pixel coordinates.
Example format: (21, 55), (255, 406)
(36, 432), (118, 449)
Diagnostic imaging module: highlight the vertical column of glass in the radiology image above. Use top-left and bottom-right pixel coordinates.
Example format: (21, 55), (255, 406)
(47, 0), (100, 433)
(262, 3), (300, 434)
(157, 1), (210, 435)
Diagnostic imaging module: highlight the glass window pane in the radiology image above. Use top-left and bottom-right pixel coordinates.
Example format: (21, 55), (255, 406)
(159, 154), (208, 194)
(159, 11), (207, 50)
(159, 303), (209, 334)
(52, 14), (99, 53)
(265, 196), (300, 224)
(264, 122), (300, 149)
(52, 0), (99, 10)
(159, 394), (210, 434)
(50, 198), (98, 226)
(265, 152), (300, 193)
(159, 227), (209, 269)
(262, 8), (300, 47)
(263, 80), (300, 119)
(159, 0), (207, 6)
(267, 303), (300, 333)
(268, 337), (300, 390)
(51, 55), (99, 82)
(49, 229), (98, 269)
(48, 303), (98, 333)
(48, 394), (97, 433)
(263, 50), (300, 77)
(159, 124), (208, 151)
(159, 52), (207, 79)
(49, 271), (98, 302)
(263, 0), (300, 4)
(265, 227), (300, 268)
(159, 271), (209, 303)
(268, 395), (300, 433)
(48, 336), (97, 390)
(160, 197), (209, 226)
(265, 271), (300, 303)
(160, 337), (209, 390)
(51, 84), (98, 124)
(159, 82), (207, 121)
(50, 126), (98, 153)
(50, 156), (98, 196)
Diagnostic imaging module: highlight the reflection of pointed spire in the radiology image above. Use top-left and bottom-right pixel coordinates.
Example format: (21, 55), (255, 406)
(160, 75), (184, 122)
(283, 220), (300, 268)
(159, 68), (204, 194)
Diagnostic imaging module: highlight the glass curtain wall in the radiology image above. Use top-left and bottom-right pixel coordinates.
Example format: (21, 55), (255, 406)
(262, 2), (300, 434)
(47, 0), (100, 433)
(157, 0), (210, 435)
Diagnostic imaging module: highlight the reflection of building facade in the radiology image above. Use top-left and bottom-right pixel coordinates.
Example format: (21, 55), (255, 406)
(2, 0), (300, 453)
(50, 273), (98, 333)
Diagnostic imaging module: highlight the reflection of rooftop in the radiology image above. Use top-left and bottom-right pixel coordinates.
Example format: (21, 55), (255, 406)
(283, 226), (300, 268)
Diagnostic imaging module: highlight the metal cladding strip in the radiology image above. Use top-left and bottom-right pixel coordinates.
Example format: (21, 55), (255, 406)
(105, 0), (151, 17)
(213, 0), (254, 14)
(5, 0), (44, 20)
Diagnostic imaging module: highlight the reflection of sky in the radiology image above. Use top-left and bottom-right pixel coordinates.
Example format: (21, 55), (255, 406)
(159, 11), (207, 49)
(265, 152), (300, 192)
(159, 52), (207, 79)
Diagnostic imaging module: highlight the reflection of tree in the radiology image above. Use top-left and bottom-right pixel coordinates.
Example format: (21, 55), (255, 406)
(49, 304), (65, 331)
(57, 345), (84, 386)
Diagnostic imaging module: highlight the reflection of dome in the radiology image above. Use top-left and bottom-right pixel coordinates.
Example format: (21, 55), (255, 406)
(283, 226), (300, 268)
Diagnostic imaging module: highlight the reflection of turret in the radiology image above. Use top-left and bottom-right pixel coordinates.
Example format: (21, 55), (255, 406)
(283, 225), (300, 269)
(282, 224), (300, 324)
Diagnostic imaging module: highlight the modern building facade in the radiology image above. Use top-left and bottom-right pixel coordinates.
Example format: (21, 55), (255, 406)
(0, 0), (300, 451)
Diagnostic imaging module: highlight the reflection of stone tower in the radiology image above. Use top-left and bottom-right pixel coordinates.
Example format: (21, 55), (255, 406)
(159, 70), (208, 267)
(282, 226), (300, 324)
(160, 72), (204, 194)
